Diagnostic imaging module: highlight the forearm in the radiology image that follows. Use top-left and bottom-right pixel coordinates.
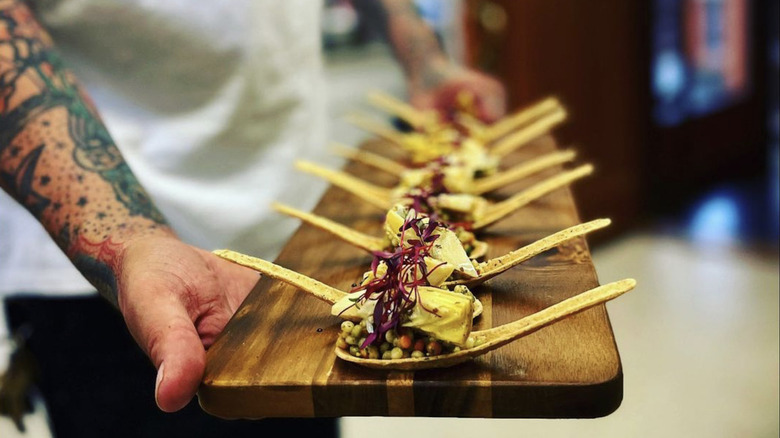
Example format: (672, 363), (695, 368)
(0, 0), (173, 304)
(361, 0), (454, 89)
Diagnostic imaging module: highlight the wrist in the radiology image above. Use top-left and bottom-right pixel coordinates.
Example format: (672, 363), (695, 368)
(408, 56), (458, 92)
(68, 224), (177, 305)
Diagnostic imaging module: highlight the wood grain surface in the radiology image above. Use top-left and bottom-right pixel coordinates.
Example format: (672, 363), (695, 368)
(198, 135), (623, 419)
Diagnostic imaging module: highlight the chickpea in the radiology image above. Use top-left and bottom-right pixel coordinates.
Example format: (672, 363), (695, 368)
(340, 321), (355, 334)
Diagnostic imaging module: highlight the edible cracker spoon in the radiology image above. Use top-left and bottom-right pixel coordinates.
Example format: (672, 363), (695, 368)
(295, 160), (594, 229)
(272, 202), (610, 288)
(357, 92), (565, 146)
(335, 278), (636, 370)
(329, 144), (578, 196)
(213, 249), (485, 318)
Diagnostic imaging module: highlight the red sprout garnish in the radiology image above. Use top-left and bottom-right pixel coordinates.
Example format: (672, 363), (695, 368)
(402, 162), (448, 220)
(345, 211), (448, 348)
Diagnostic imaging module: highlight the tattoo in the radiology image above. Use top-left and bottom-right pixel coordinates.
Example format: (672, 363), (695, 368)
(368, 0), (449, 89)
(0, 1), (168, 301)
(68, 235), (125, 307)
(0, 143), (49, 215)
(67, 104), (165, 222)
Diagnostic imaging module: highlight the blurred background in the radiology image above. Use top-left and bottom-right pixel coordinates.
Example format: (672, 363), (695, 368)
(324, 0), (779, 243)
(2, 0), (778, 436)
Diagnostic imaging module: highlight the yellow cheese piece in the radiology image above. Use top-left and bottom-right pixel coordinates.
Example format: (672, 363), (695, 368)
(331, 286), (474, 346)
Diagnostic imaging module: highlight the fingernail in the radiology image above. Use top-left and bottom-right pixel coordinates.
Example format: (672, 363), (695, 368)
(155, 362), (165, 407)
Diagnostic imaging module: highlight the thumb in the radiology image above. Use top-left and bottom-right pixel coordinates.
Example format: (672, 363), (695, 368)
(122, 290), (205, 413)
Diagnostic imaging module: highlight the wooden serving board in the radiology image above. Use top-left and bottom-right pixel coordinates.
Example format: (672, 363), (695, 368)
(198, 135), (623, 419)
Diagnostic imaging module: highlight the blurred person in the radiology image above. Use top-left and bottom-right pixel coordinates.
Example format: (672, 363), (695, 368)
(0, 0), (505, 436)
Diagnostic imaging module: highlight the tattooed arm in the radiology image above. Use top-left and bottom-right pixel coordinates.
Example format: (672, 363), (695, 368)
(0, 1), (257, 412)
(356, 0), (506, 122)
(0, 0), (171, 302)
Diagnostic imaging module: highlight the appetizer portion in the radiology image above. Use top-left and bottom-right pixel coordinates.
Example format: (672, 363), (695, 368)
(359, 91), (567, 163)
(332, 208), (481, 356)
(393, 144), (499, 194)
(212, 248), (636, 369)
(383, 204), (488, 265)
(273, 202), (612, 289)
(295, 159), (593, 230)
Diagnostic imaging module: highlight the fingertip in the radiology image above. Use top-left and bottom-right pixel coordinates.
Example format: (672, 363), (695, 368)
(149, 325), (207, 412)
(155, 348), (206, 412)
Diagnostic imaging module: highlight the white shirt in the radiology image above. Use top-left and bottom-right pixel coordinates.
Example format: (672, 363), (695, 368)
(0, 0), (329, 295)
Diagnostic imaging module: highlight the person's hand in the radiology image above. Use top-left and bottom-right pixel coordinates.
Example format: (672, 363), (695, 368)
(116, 235), (259, 412)
(408, 58), (506, 123)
